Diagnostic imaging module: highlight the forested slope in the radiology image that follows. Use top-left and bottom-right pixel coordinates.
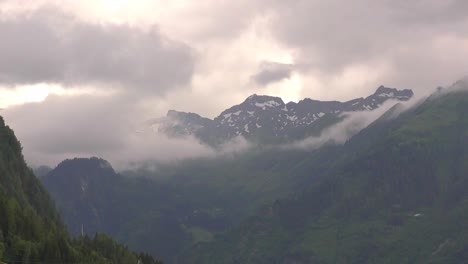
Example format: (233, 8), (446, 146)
(0, 116), (161, 264)
(185, 90), (468, 263)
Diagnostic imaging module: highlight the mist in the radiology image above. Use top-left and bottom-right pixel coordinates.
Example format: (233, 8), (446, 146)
(278, 78), (468, 151)
(279, 98), (418, 151)
(1, 92), (220, 169)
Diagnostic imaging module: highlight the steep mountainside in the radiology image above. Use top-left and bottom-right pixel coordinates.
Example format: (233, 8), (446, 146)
(151, 86), (413, 144)
(41, 143), (343, 263)
(42, 157), (191, 263)
(0, 117), (161, 264)
(185, 88), (468, 263)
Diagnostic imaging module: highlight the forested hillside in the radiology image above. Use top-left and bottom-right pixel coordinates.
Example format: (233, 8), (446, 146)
(184, 89), (468, 263)
(0, 116), (161, 264)
(40, 83), (468, 264)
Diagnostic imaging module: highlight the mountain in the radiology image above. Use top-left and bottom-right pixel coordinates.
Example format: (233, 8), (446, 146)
(41, 146), (348, 263)
(151, 86), (413, 144)
(45, 82), (468, 264)
(184, 84), (468, 263)
(41, 157), (189, 263)
(40, 86), (415, 263)
(0, 117), (162, 264)
(41, 158), (121, 235)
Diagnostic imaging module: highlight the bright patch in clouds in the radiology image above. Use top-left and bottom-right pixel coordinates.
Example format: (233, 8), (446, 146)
(102, 0), (130, 11)
(264, 73), (303, 103)
(0, 84), (113, 108)
(0, 84), (57, 108)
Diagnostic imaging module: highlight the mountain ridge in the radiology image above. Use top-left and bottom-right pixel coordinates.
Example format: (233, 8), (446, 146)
(183, 87), (468, 263)
(152, 85), (413, 144)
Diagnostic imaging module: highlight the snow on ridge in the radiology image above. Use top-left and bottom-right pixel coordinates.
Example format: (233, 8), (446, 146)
(287, 115), (298, 122)
(378, 92), (394, 98)
(255, 100), (281, 109)
(223, 110), (242, 119)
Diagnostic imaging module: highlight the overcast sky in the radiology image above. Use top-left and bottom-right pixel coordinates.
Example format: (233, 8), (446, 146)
(0, 0), (467, 167)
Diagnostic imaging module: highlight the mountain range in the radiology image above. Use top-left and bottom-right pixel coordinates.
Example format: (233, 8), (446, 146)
(38, 79), (468, 263)
(184, 83), (468, 263)
(151, 86), (413, 144)
(41, 84), (418, 262)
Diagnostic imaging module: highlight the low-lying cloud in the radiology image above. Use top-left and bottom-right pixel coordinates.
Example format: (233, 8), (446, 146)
(1, 92), (255, 169)
(281, 99), (413, 151)
(1, 93), (213, 168)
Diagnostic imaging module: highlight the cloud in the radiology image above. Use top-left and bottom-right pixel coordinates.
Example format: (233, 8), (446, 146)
(1, 92), (254, 168)
(268, 0), (468, 67)
(265, 0), (468, 97)
(251, 61), (293, 86)
(0, 7), (195, 95)
(3, 1), (467, 117)
(1, 0), (468, 169)
(281, 99), (410, 150)
(1, 93), (216, 168)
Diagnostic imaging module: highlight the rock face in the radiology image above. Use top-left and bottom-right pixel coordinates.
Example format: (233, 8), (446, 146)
(151, 86), (413, 144)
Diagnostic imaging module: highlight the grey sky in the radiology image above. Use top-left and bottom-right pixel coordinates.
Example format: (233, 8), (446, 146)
(0, 7), (195, 95)
(0, 0), (467, 166)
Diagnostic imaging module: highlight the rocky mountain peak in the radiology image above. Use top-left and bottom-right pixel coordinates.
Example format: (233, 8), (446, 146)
(373, 85), (413, 100)
(149, 85), (415, 144)
(243, 94), (285, 107)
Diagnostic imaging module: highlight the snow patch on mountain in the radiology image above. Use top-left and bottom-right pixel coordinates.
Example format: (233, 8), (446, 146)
(150, 85), (414, 145)
(255, 100), (282, 109)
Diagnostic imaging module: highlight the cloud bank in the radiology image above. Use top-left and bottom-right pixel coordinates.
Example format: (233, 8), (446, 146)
(1, 93), (215, 168)
(0, 7), (195, 95)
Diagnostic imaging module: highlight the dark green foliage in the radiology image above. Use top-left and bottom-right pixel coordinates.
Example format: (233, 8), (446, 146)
(41, 144), (342, 262)
(184, 91), (468, 263)
(42, 158), (192, 262)
(0, 116), (162, 264)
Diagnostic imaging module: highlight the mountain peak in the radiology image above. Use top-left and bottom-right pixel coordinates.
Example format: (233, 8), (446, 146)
(373, 85), (413, 100)
(55, 157), (116, 176)
(247, 93), (258, 99)
(166, 109), (206, 120)
(167, 109), (182, 116)
(450, 77), (468, 91)
(151, 85), (414, 144)
(374, 85), (397, 95)
(244, 94), (284, 105)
